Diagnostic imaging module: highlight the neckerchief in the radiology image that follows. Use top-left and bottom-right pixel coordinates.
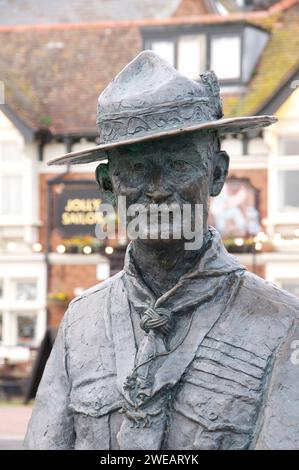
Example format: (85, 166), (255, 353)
(110, 227), (245, 449)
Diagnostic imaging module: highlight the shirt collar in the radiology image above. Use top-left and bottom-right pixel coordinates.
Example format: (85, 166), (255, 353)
(124, 226), (244, 285)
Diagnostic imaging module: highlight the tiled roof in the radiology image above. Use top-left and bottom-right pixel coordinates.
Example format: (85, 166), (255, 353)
(0, 0), (298, 136)
(0, 0), (210, 25)
(0, 26), (141, 134)
(222, 0), (299, 116)
(0, 0), (177, 24)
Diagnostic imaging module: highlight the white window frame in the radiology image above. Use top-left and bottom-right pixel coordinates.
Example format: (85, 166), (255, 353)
(0, 172), (25, 217)
(210, 34), (242, 81)
(0, 261), (46, 361)
(0, 115), (37, 227)
(12, 311), (38, 348)
(177, 34), (206, 79)
(12, 278), (39, 302)
(146, 33), (207, 79)
(268, 154), (299, 226)
(279, 135), (299, 156)
(150, 40), (175, 67)
(0, 139), (23, 162)
(266, 261), (299, 296)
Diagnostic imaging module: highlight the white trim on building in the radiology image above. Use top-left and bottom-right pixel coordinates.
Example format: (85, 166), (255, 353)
(0, 256), (47, 362)
(265, 88), (299, 234)
(266, 259), (299, 297)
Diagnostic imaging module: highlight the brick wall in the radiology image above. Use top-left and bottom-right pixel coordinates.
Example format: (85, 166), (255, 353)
(48, 263), (97, 294)
(245, 264), (266, 279)
(48, 264), (98, 328)
(40, 172), (100, 327)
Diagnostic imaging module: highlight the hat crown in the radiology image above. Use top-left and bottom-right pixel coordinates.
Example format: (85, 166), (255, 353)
(47, 50), (276, 166)
(96, 50), (223, 145)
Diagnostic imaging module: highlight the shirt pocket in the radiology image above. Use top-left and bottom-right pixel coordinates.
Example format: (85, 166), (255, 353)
(170, 336), (267, 450)
(69, 373), (124, 450)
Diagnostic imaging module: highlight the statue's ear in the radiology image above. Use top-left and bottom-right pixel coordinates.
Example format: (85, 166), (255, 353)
(95, 163), (115, 205)
(210, 150), (229, 197)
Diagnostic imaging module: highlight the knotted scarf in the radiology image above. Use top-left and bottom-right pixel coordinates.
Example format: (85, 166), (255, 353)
(110, 227), (245, 449)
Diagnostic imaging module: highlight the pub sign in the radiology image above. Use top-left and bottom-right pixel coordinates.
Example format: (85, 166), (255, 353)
(55, 184), (104, 237)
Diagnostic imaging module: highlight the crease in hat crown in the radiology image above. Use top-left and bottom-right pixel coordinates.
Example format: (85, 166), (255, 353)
(96, 50), (223, 146)
(47, 50), (277, 166)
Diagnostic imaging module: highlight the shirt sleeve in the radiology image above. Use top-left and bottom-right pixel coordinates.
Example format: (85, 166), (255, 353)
(254, 317), (299, 449)
(23, 309), (75, 449)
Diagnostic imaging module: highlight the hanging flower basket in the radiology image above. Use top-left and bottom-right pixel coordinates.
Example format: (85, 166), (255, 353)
(47, 292), (72, 307)
(60, 236), (104, 254)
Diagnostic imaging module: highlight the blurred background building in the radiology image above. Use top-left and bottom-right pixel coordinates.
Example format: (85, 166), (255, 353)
(0, 0), (299, 398)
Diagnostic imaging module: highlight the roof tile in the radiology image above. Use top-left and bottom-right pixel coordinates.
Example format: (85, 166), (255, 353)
(0, 0), (298, 134)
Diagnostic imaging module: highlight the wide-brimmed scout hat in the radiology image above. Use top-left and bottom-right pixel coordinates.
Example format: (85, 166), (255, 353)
(48, 50), (277, 166)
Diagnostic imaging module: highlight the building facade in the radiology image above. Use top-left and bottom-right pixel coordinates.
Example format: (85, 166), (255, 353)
(0, 0), (299, 373)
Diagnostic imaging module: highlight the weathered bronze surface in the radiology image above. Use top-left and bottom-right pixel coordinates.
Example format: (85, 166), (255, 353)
(24, 52), (299, 450)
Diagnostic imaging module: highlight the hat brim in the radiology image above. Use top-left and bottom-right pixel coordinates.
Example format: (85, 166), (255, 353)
(48, 115), (277, 166)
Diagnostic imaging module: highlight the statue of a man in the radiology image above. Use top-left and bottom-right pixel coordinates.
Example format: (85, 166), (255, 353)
(24, 51), (299, 450)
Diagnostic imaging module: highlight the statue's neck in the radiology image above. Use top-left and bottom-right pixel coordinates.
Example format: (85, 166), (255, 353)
(131, 229), (210, 297)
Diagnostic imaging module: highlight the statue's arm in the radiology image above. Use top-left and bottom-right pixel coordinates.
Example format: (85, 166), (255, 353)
(23, 311), (75, 449)
(254, 317), (299, 449)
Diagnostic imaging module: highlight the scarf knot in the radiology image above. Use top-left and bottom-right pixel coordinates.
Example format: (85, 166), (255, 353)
(140, 306), (173, 336)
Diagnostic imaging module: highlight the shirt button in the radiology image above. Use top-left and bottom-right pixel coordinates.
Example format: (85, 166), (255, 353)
(94, 400), (101, 410)
(208, 412), (218, 421)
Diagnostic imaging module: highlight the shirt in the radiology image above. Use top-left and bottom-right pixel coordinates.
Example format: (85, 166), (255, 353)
(24, 228), (299, 450)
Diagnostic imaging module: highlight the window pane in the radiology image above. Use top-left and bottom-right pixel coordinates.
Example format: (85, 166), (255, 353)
(1, 141), (21, 161)
(14, 280), (37, 301)
(211, 36), (241, 80)
(1, 175), (23, 215)
(178, 35), (206, 79)
(279, 170), (299, 211)
(17, 315), (36, 346)
(279, 137), (299, 156)
(151, 41), (175, 67)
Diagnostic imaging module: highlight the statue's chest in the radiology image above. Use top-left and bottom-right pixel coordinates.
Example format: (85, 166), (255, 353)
(166, 334), (269, 450)
(71, 333), (269, 450)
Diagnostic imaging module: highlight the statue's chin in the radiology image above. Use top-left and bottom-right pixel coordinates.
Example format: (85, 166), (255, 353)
(135, 223), (183, 243)
(129, 224), (192, 249)
(136, 237), (183, 247)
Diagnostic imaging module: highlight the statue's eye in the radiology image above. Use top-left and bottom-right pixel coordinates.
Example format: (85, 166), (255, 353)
(133, 162), (145, 172)
(170, 160), (187, 171)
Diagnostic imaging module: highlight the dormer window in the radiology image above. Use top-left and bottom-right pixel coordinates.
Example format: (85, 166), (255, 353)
(149, 34), (206, 79)
(142, 22), (269, 86)
(178, 35), (206, 79)
(151, 40), (175, 67)
(210, 35), (241, 80)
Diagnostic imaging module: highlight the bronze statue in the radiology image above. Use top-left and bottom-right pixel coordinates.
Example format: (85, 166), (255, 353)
(24, 51), (299, 450)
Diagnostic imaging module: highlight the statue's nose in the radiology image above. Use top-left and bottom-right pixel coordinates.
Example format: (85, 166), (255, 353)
(145, 190), (172, 203)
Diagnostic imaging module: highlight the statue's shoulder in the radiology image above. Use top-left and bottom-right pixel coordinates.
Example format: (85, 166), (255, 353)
(244, 271), (299, 448)
(71, 270), (124, 304)
(235, 271), (299, 448)
(240, 270), (299, 318)
(59, 270), (127, 362)
(64, 270), (125, 325)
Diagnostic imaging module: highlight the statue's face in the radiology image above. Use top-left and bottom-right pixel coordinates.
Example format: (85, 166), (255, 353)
(104, 131), (228, 247)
